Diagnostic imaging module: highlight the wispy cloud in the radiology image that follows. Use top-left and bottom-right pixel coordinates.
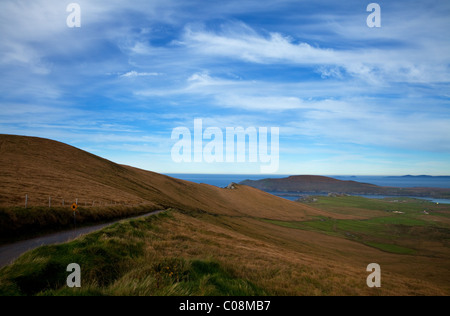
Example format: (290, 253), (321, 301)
(1, 0), (449, 174)
(120, 71), (161, 78)
(182, 21), (450, 84)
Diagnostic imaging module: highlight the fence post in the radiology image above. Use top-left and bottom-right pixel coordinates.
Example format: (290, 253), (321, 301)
(25, 194), (28, 208)
(63, 199), (65, 206)
(49, 196), (51, 208)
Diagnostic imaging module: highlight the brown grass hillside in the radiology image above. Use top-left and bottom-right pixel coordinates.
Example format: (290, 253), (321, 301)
(1, 134), (449, 296)
(0, 134), (342, 221)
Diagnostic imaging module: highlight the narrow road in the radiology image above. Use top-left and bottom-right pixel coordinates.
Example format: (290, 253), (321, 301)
(0, 210), (164, 269)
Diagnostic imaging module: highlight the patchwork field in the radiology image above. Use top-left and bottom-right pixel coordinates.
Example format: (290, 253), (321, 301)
(265, 196), (450, 256)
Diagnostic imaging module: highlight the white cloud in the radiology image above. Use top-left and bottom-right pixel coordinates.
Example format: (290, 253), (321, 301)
(184, 24), (334, 64)
(287, 108), (450, 152)
(187, 72), (214, 83)
(219, 95), (306, 111)
(1, 0), (449, 174)
(120, 71), (161, 78)
(182, 21), (450, 84)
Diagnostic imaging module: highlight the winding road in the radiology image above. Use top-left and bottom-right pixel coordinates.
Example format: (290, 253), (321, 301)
(0, 210), (164, 269)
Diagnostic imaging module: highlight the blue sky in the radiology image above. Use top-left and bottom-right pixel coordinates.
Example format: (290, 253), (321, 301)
(0, 0), (449, 175)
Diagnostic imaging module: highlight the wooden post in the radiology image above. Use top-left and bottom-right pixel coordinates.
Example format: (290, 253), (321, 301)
(25, 194), (28, 208)
(49, 196), (51, 208)
(62, 199), (65, 206)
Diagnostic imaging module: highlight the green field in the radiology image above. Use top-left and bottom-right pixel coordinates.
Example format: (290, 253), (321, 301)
(264, 196), (450, 255)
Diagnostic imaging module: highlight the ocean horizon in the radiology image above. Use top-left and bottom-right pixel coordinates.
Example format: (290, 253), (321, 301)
(165, 174), (450, 188)
(165, 173), (450, 204)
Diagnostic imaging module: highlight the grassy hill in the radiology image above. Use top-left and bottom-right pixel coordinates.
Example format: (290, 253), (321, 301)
(0, 134), (340, 242)
(0, 135), (331, 220)
(0, 134), (449, 296)
(240, 175), (450, 198)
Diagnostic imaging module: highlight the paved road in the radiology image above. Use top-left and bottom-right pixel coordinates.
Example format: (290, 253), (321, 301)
(0, 210), (164, 269)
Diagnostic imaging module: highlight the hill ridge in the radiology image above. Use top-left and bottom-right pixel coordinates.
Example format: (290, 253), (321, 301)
(239, 175), (450, 198)
(0, 134), (342, 221)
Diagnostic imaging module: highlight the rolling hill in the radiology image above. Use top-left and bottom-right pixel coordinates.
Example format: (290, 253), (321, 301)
(240, 175), (450, 198)
(0, 134), (334, 221)
(1, 134), (449, 296)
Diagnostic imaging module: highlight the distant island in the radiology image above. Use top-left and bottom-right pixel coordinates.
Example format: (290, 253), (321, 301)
(239, 175), (450, 199)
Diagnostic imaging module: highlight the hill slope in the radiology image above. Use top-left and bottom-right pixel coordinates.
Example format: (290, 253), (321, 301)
(240, 175), (450, 198)
(0, 134), (335, 221)
(1, 135), (449, 296)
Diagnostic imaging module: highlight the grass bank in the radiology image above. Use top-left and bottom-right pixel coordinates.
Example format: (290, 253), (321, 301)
(0, 211), (266, 296)
(1, 197), (449, 296)
(0, 204), (160, 244)
(0, 209), (384, 296)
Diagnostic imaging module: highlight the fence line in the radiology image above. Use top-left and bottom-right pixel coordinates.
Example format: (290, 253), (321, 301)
(18, 194), (135, 209)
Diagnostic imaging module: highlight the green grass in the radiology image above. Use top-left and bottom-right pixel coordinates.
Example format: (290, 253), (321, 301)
(264, 196), (450, 255)
(35, 258), (265, 297)
(364, 242), (416, 255)
(0, 205), (160, 244)
(264, 217), (420, 254)
(308, 195), (443, 217)
(0, 220), (148, 296)
(0, 211), (265, 296)
(1, 196), (449, 296)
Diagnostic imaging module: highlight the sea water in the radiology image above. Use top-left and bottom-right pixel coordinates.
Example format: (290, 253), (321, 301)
(164, 174), (450, 204)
